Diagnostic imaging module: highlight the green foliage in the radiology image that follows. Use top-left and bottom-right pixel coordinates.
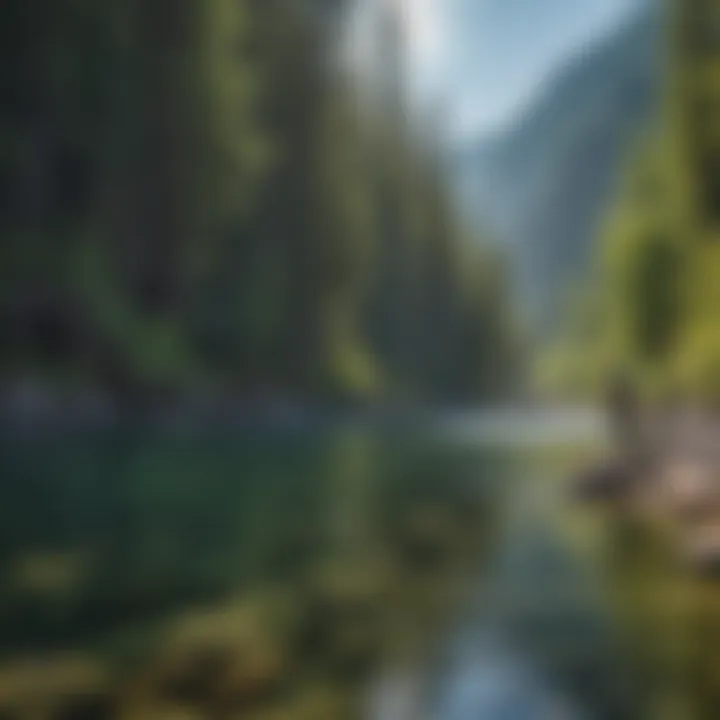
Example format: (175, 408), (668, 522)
(542, 50), (720, 407)
(623, 232), (681, 362)
(0, 0), (520, 407)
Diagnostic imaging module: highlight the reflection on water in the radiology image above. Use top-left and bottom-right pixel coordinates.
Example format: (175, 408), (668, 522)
(370, 417), (625, 720)
(412, 460), (625, 720)
(0, 413), (717, 718)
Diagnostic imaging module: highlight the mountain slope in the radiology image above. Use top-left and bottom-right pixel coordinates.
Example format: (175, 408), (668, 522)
(455, 6), (661, 335)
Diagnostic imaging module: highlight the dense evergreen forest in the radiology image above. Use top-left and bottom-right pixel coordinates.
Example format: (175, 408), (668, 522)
(0, 0), (520, 413)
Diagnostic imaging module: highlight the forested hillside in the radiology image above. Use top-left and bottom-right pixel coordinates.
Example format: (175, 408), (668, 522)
(0, 0), (519, 414)
(540, 0), (720, 404)
(456, 5), (660, 334)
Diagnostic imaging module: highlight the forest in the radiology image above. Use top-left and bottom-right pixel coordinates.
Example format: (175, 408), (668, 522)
(0, 0), (520, 416)
(538, 0), (720, 409)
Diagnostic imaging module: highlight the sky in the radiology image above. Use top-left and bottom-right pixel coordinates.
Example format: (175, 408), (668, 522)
(351, 0), (647, 142)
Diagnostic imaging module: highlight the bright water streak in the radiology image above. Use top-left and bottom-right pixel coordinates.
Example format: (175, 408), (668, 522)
(370, 410), (616, 720)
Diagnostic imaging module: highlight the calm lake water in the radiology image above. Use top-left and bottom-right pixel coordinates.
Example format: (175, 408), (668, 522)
(0, 411), (716, 718)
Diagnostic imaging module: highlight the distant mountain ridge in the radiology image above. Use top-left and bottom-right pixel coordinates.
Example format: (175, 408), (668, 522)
(455, 4), (662, 335)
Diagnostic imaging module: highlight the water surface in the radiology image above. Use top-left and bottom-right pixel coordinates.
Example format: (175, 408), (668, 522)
(1, 411), (712, 718)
